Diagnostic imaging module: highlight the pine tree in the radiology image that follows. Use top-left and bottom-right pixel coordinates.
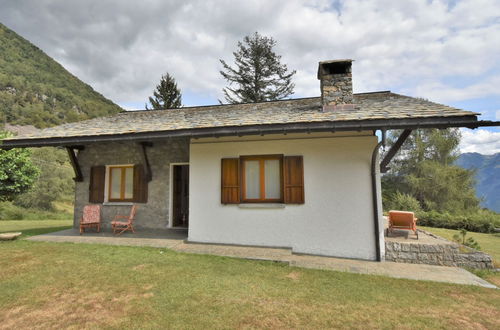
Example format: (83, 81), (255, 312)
(219, 32), (296, 104)
(146, 73), (182, 110)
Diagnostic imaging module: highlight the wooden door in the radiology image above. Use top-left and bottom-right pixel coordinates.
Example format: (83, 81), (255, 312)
(172, 165), (189, 227)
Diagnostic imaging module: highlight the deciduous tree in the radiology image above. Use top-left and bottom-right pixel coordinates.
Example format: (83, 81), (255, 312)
(0, 131), (39, 201)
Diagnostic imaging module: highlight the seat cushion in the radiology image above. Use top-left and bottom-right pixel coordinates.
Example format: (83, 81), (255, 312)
(111, 221), (129, 226)
(81, 205), (101, 224)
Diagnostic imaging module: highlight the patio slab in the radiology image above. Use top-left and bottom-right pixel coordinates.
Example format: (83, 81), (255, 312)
(28, 228), (187, 249)
(27, 229), (496, 289)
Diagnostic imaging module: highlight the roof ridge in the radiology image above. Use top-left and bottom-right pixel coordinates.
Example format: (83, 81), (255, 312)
(123, 91), (393, 114)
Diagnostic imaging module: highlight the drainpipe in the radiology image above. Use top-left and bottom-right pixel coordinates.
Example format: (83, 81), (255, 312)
(371, 130), (386, 262)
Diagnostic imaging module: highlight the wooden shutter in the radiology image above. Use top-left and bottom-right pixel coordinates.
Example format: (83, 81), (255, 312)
(133, 164), (148, 203)
(284, 156), (304, 204)
(89, 165), (105, 203)
(221, 158), (240, 204)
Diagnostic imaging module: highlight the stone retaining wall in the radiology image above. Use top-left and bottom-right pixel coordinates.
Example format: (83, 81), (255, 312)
(385, 231), (494, 269)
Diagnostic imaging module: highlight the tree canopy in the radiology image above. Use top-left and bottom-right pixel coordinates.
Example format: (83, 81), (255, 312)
(14, 147), (73, 210)
(0, 131), (39, 201)
(146, 73), (182, 110)
(219, 32), (296, 104)
(382, 128), (480, 213)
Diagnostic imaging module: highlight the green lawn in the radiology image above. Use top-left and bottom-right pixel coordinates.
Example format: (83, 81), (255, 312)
(0, 221), (499, 329)
(421, 226), (500, 264)
(0, 220), (72, 238)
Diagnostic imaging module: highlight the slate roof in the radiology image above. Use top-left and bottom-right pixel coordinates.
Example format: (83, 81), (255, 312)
(3, 91), (478, 143)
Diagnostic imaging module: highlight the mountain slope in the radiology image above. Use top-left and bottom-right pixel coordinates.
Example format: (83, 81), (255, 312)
(0, 23), (122, 128)
(456, 152), (500, 213)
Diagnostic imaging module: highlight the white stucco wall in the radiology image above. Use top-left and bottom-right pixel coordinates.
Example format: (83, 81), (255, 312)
(188, 132), (380, 260)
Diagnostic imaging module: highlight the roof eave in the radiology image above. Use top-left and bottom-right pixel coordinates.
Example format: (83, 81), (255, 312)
(2, 115), (497, 149)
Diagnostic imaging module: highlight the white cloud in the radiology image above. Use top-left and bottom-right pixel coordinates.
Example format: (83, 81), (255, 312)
(0, 0), (499, 109)
(460, 129), (500, 155)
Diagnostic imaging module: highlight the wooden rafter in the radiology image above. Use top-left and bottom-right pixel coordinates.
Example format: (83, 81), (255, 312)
(66, 146), (84, 182)
(380, 129), (412, 173)
(139, 142), (153, 182)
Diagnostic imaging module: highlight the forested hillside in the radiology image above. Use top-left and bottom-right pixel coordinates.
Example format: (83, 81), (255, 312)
(457, 152), (500, 213)
(0, 23), (121, 219)
(0, 23), (121, 128)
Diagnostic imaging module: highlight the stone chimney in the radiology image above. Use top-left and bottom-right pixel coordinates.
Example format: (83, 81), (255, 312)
(317, 59), (354, 111)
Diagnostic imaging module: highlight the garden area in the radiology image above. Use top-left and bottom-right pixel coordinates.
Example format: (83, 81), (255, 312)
(0, 220), (499, 329)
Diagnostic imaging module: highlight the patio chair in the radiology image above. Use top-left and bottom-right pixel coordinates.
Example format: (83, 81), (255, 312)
(388, 210), (418, 239)
(111, 205), (138, 235)
(79, 204), (102, 234)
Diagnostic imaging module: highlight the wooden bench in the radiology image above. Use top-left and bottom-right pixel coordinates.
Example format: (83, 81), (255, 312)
(388, 210), (418, 239)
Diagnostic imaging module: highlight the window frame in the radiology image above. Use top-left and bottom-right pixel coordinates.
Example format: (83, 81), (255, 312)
(240, 154), (283, 203)
(107, 165), (134, 202)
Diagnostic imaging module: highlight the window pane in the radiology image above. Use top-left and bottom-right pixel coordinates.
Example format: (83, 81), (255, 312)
(110, 168), (122, 199)
(124, 167), (133, 199)
(245, 160), (260, 199)
(264, 159), (280, 199)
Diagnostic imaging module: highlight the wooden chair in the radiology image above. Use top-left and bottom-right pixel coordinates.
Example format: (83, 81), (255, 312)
(388, 210), (418, 239)
(79, 205), (102, 234)
(111, 205), (138, 235)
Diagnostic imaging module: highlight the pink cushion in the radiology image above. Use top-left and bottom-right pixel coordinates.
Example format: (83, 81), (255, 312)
(81, 205), (101, 224)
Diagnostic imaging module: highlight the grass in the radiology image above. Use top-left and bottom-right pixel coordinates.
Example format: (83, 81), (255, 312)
(421, 226), (500, 263)
(0, 220), (72, 238)
(421, 226), (500, 286)
(0, 201), (73, 221)
(0, 221), (499, 329)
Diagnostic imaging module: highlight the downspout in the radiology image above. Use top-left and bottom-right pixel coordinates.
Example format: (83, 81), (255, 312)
(371, 130), (386, 262)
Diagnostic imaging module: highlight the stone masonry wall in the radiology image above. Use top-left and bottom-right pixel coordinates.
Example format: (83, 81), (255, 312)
(385, 231), (494, 269)
(74, 138), (189, 230)
(320, 73), (353, 106)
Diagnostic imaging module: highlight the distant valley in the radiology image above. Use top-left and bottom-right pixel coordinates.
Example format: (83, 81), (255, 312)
(457, 152), (500, 213)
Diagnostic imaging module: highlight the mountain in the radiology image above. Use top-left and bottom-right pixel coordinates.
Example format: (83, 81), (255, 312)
(0, 23), (121, 128)
(456, 152), (500, 213)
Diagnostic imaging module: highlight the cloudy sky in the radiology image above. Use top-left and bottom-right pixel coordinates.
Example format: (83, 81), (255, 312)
(1, 0), (499, 154)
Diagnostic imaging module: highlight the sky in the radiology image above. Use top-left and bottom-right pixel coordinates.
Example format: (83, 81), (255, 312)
(0, 0), (499, 154)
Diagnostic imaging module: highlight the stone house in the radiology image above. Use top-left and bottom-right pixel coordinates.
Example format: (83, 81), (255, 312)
(2, 59), (495, 261)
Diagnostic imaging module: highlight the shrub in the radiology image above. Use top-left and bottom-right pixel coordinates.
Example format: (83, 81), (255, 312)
(384, 191), (422, 213)
(0, 201), (72, 220)
(417, 209), (499, 233)
(452, 229), (481, 250)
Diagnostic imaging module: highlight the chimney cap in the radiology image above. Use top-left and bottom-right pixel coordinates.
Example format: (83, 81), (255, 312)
(317, 59), (353, 79)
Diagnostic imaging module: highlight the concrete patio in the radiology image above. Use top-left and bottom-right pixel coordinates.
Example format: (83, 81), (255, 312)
(27, 228), (496, 289)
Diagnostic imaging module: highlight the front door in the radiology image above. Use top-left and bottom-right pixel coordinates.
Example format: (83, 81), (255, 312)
(172, 165), (189, 227)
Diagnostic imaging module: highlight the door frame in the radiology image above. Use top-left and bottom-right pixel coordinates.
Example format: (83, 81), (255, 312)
(168, 162), (190, 228)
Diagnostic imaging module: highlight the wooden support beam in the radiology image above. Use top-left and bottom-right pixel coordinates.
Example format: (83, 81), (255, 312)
(66, 147), (84, 182)
(380, 129), (412, 173)
(139, 142), (153, 182)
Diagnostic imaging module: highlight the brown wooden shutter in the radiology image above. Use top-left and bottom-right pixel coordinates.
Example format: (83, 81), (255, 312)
(89, 165), (105, 203)
(284, 156), (304, 204)
(221, 158), (240, 204)
(133, 164), (148, 203)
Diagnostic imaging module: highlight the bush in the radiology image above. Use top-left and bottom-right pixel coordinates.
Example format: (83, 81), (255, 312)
(417, 209), (500, 233)
(384, 191), (422, 213)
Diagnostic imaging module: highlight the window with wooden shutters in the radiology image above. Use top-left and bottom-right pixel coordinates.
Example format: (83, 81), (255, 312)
(221, 158), (240, 204)
(88, 164), (148, 204)
(89, 166), (105, 203)
(221, 155), (304, 205)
